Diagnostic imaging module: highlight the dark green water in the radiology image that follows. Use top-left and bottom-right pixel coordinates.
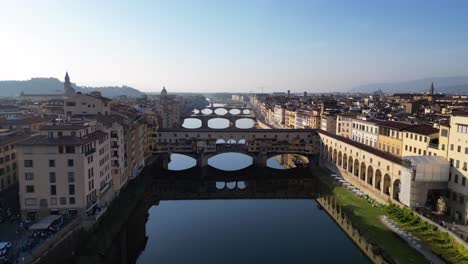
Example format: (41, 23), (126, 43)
(135, 152), (369, 264)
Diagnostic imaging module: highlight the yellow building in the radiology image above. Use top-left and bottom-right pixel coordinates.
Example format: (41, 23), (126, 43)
(377, 121), (413, 156)
(402, 124), (439, 157)
(284, 109), (296, 128)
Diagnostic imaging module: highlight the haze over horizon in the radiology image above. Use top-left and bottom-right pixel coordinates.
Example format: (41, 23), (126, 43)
(1, 0), (468, 93)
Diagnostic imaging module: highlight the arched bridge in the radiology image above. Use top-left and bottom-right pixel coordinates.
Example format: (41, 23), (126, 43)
(181, 114), (257, 129)
(153, 128), (321, 168)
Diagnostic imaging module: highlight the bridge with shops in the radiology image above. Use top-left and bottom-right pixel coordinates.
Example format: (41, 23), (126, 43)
(153, 128), (320, 169)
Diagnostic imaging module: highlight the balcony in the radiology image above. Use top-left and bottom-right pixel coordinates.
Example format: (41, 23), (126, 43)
(84, 148), (96, 156)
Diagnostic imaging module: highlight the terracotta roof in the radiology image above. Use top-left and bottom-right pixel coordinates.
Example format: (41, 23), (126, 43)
(0, 117), (45, 125)
(375, 120), (413, 130)
(0, 133), (29, 145)
(403, 124), (439, 135)
(318, 129), (403, 164)
(18, 130), (107, 146)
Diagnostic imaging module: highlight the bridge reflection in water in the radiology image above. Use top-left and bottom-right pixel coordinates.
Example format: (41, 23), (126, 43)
(100, 160), (368, 264)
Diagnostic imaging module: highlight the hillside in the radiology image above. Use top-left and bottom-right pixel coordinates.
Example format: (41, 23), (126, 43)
(350, 76), (468, 94)
(0, 77), (145, 98)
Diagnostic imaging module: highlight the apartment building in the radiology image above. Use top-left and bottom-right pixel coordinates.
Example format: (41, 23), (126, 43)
(273, 105), (285, 127)
(320, 114), (337, 134)
(0, 130), (25, 192)
(64, 91), (111, 117)
(377, 121), (413, 156)
(17, 119), (113, 219)
(284, 109), (296, 128)
(441, 111), (468, 223)
(402, 124), (439, 157)
(352, 119), (380, 148)
(336, 113), (356, 139)
(295, 109), (320, 129)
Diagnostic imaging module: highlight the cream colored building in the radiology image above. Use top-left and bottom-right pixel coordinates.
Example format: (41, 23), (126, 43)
(64, 92), (111, 117)
(17, 120), (113, 219)
(336, 113), (356, 139)
(402, 124), (439, 157)
(442, 111), (468, 223)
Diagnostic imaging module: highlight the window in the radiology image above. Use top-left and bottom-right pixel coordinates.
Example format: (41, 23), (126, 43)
(450, 144), (454, 151)
(60, 197), (67, 205)
(48, 172), (56, 183)
(463, 177), (466, 186)
(442, 144), (446, 151)
(68, 172), (75, 183)
(69, 197), (76, 205)
(441, 129), (448, 137)
(50, 185), (56, 195)
(24, 160), (33, 167)
(458, 146), (462, 153)
(25, 172), (34, 180)
(457, 124), (468, 134)
(464, 162), (467, 171)
(68, 159), (74, 167)
(69, 184), (75, 195)
(456, 160), (460, 169)
(26, 185), (35, 193)
(49, 160), (55, 167)
(455, 174), (459, 183)
(0, 157), (3, 164)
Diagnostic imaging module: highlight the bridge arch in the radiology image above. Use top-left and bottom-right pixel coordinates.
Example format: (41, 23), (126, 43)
(207, 118), (230, 129)
(207, 152), (253, 171)
(201, 108), (213, 115)
(214, 108), (228, 115)
(229, 109), (241, 115)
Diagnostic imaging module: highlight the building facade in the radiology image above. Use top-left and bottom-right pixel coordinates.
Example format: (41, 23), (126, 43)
(352, 119), (380, 148)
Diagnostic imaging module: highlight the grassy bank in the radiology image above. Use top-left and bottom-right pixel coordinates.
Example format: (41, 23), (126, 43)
(316, 168), (427, 264)
(386, 204), (468, 263)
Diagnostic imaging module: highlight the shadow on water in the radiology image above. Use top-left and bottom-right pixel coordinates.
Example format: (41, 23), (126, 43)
(74, 160), (334, 263)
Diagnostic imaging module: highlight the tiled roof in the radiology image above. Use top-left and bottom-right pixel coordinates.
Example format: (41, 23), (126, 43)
(18, 131), (107, 146)
(318, 129), (403, 164)
(403, 124), (439, 135)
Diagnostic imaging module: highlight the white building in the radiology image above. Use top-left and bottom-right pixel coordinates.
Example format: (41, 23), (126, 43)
(352, 118), (380, 148)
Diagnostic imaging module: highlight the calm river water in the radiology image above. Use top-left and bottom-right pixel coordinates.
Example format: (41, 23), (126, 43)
(134, 109), (369, 264)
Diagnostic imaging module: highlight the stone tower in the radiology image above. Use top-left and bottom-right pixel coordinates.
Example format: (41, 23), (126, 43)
(429, 82), (435, 95)
(64, 72), (76, 97)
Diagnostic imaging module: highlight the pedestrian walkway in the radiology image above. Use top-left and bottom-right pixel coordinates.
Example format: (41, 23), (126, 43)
(381, 215), (445, 264)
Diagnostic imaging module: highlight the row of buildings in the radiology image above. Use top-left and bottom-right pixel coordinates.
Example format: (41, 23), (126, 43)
(251, 86), (468, 224)
(0, 73), (182, 220)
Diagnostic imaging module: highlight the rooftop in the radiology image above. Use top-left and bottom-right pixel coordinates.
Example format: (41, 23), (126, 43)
(403, 124), (439, 135)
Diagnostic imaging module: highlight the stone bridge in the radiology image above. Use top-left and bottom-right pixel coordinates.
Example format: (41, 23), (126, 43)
(181, 114), (257, 128)
(153, 128), (320, 169)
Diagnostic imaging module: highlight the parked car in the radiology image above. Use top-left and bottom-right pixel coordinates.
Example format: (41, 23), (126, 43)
(0, 242), (12, 260)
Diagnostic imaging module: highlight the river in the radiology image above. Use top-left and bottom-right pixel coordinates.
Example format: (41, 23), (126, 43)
(133, 107), (369, 264)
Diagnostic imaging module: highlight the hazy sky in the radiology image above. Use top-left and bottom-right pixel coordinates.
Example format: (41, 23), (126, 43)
(1, 0), (468, 93)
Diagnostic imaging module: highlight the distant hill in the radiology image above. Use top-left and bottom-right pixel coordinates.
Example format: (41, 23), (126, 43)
(350, 76), (468, 94)
(0, 77), (145, 98)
